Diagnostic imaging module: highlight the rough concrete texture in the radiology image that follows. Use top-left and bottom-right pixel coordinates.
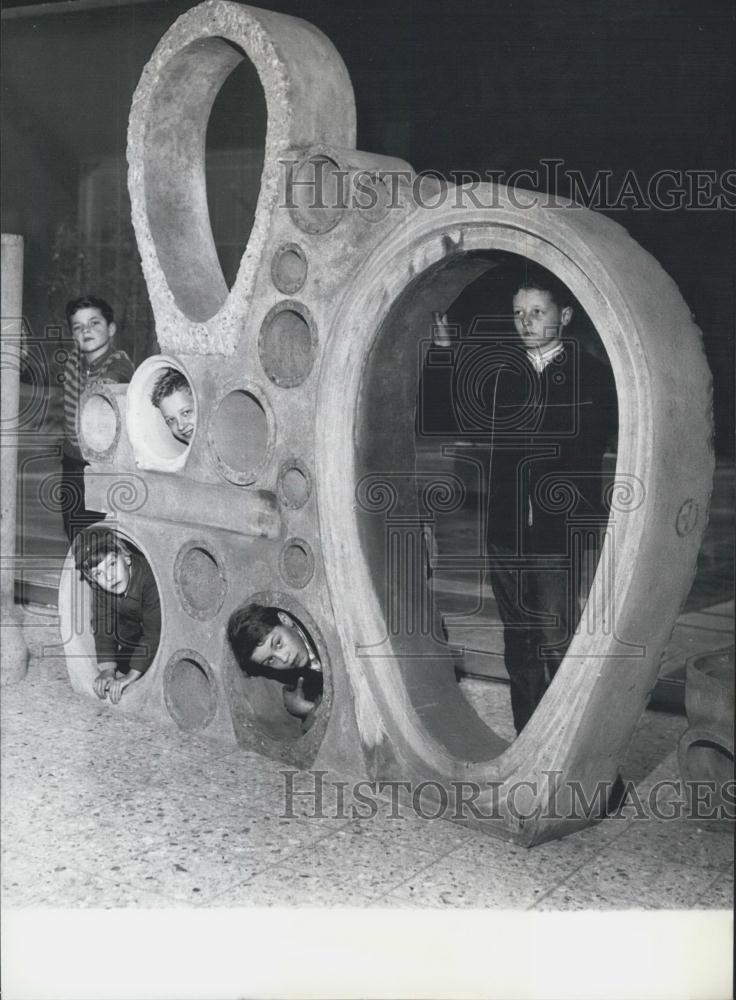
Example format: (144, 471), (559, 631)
(62, 0), (715, 843)
(127, 0), (359, 353)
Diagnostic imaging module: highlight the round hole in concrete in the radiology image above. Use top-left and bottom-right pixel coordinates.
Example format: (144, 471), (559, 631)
(258, 302), (316, 388)
(80, 392), (118, 455)
(271, 242), (307, 295)
(210, 388), (269, 483)
(142, 37), (267, 322)
(352, 247), (619, 761)
(58, 530), (162, 697)
(289, 154), (345, 235)
(227, 591), (330, 747)
(164, 651), (217, 732)
(277, 459), (311, 509)
(279, 538), (314, 589)
(175, 543), (227, 620)
(356, 172), (391, 224)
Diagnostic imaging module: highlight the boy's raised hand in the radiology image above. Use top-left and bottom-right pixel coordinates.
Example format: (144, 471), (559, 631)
(432, 311), (452, 347)
(282, 677), (317, 720)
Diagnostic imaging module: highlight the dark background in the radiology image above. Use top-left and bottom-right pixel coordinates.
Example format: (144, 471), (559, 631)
(2, 0), (734, 452)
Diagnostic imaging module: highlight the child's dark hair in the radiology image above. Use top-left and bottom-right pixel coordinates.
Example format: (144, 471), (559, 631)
(73, 526), (128, 580)
(65, 296), (115, 326)
(512, 265), (573, 309)
(227, 603), (281, 676)
(150, 367), (192, 409)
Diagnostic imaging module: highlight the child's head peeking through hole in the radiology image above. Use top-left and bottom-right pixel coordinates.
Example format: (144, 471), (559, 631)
(227, 603), (323, 727)
(72, 527), (161, 704)
(151, 367), (195, 446)
(74, 527), (132, 594)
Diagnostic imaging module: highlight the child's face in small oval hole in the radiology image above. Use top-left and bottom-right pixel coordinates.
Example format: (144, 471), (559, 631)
(88, 551), (132, 594)
(251, 614), (310, 671)
(159, 388), (195, 445)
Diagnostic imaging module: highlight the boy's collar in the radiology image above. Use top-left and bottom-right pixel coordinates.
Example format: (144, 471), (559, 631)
(293, 620), (321, 672)
(82, 342), (116, 371)
(122, 551), (137, 596)
(527, 339), (564, 374)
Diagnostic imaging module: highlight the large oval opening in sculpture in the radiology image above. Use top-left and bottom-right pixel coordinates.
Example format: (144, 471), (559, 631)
(318, 191), (712, 832)
(416, 253), (618, 731)
(354, 247), (619, 757)
(205, 51), (267, 291)
(142, 36), (267, 323)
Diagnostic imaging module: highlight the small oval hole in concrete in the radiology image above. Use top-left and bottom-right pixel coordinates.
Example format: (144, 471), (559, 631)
(80, 393), (118, 455)
(278, 460), (311, 509)
(259, 305), (316, 388)
(280, 538), (314, 589)
(164, 652), (217, 732)
(210, 389), (268, 482)
(175, 543), (227, 620)
(271, 243), (308, 295)
(289, 154), (345, 235)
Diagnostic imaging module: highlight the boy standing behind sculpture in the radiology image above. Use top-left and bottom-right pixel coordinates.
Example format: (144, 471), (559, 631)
(61, 296), (134, 541)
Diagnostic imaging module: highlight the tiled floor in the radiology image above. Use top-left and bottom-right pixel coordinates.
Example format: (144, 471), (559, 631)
(2, 611), (732, 914)
(2, 610), (733, 1000)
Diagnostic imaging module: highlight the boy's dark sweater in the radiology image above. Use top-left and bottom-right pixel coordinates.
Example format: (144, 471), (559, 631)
(63, 343), (134, 460)
(484, 343), (617, 554)
(258, 664), (323, 703)
(92, 552), (161, 673)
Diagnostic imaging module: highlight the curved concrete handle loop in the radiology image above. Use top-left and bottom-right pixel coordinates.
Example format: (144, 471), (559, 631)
(127, 0), (356, 352)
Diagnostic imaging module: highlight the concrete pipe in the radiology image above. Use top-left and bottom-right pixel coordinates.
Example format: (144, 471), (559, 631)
(678, 649), (734, 825)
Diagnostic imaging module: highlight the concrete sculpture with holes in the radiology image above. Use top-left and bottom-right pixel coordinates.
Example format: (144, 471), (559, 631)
(60, 0), (714, 844)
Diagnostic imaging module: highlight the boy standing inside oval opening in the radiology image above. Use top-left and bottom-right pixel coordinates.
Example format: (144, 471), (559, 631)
(487, 267), (617, 733)
(435, 265), (617, 734)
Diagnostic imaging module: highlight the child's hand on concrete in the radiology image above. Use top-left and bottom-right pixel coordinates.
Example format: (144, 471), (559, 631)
(107, 670), (142, 705)
(282, 676), (317, 720)
(93, 664), (117, 700)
